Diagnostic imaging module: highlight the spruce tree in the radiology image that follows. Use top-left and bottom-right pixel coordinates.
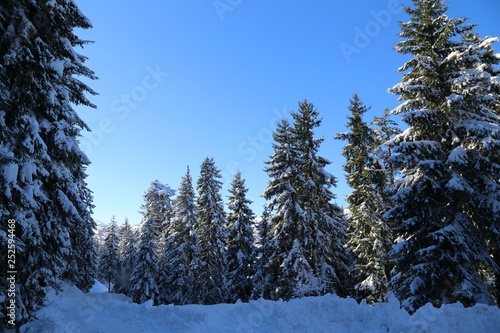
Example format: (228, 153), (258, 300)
(196, 157), (227, 304)
(263, 118), (311, 300)
(335, 94), (392, 303)
(130, 181), (173, 304)
(251, 206), (273, 300)
(387, 0), (498, 312)
(291, 100), (352, 297)
(116, 218), (136, 295)
(224, 171), (256, 303)
(129, 216), (159, 304)
(263, 107), (352, 300)
(446, 30), (500, 305)
(98, 216), (121, 293)
(160, 167), (204, 305)
(0, 0), (97, 326)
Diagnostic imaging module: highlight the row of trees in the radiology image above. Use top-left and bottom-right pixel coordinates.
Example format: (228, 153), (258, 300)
(97, 160), (256, 305)
(97, 0), (500, 312)
(97, 99), (354, 305)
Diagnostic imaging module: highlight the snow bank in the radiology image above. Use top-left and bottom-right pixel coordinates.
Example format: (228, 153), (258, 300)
(20, 282), (500, 333)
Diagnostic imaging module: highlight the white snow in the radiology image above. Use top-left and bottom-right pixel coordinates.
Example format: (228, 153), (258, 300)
(410, 277), (425, 295)
(19, 281), (500, 333)
(447, 146), (468, 165)
(1, 163), (18, 184)
(49, 59), (65, 77)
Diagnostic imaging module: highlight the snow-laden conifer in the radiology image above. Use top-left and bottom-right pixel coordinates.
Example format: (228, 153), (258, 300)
(196, 158), (227, 304)
(160, 167), (204, 305)
(98, 216), (121, 293)
(130, 181), (174, 304)
(263, 104), (352, 300)
(387, 0), (499, 311)
(224, 171), (256, 303)
(116, 218), (136, 295)
(291, 100), (352, 297)
(335, 95), (393, 303)
(0, 0), (97, 325)
(263, 118), (310, 300)
(251, 206), (273, 300)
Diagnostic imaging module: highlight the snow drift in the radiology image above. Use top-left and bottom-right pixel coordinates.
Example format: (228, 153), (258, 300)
(20, 281), (500, 333)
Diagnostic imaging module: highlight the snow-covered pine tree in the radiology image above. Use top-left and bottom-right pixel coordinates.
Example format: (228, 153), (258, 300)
(334, 94), (392, 303)
(263, 117), (315, 301)
(291, 100), (352, 297)
(251, 206), (273, 300)
(386, 0), (498, 312)
(116, 218), (136, 295)
(196, 157), (227, 305)
(0, 0), (97, 326)
(446, 30), (500, 305)
(161, 167), (204, 305)
(98, 216), (121, 293)
(156, 190), (176, 305)
(129, 215), (159, 304)
(224, 171), (256, 303)
(130, 181), (174, 304)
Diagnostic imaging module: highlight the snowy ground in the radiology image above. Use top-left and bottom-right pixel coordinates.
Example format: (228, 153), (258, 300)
(18, 281), (500, 333)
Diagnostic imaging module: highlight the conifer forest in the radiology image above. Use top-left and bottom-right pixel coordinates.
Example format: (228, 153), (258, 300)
(0, 0), (499, 331)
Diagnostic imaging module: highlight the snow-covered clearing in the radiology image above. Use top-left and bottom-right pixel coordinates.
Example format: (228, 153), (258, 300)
(20, 281), (500, 333)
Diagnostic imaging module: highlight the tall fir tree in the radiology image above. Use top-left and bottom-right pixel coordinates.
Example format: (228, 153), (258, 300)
(0, 0), (97, 326)
(386, 0), (498, 312)
(263, 118), (311, 300)
(252, 206), (273, 300)
(116, 218), (136, 296)
(196, 157), (227, 304)
(129, 216), (159, 304)
(160, 167), (204, 305)
(130, 181), (174, 304)
(224, 171), (256, 303)
(98, 216), (121, 293)
(263, 104), (352, 300)
(156, 189), (176, 305)
(446, 30), (500, 305)
(334, 94), (393, 303)
(291, 100), (352, 297)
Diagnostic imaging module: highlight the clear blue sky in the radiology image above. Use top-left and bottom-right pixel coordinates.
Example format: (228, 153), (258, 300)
(74, 0), (500, 226)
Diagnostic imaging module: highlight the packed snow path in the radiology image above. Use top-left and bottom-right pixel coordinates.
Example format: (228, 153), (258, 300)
(20, 281), (500, 333)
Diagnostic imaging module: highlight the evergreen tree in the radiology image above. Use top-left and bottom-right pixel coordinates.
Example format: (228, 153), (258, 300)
(196, 157), (227, 305)
(98, 216), (121, 293)
(291, 100), (352, 297)
(130, 181), (173, 304)
(263, 106), (351, 301)
(116, 218), (136, 295)
(0, 0), (97, 326)
(129, 216), (159, 304)
(446, 30), (500, 305)
(252, 206), (273, 300)
(334, 94), (393, 303)
(157, 207), (176, 304)
(263, 118), (311, 300)
(224, 171), (256, 303)
(161, 167), (204, 305)
(386, 0), (498, 312)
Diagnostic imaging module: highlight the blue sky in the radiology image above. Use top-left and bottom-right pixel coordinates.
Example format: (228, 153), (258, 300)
(74, 0), (500, 225)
